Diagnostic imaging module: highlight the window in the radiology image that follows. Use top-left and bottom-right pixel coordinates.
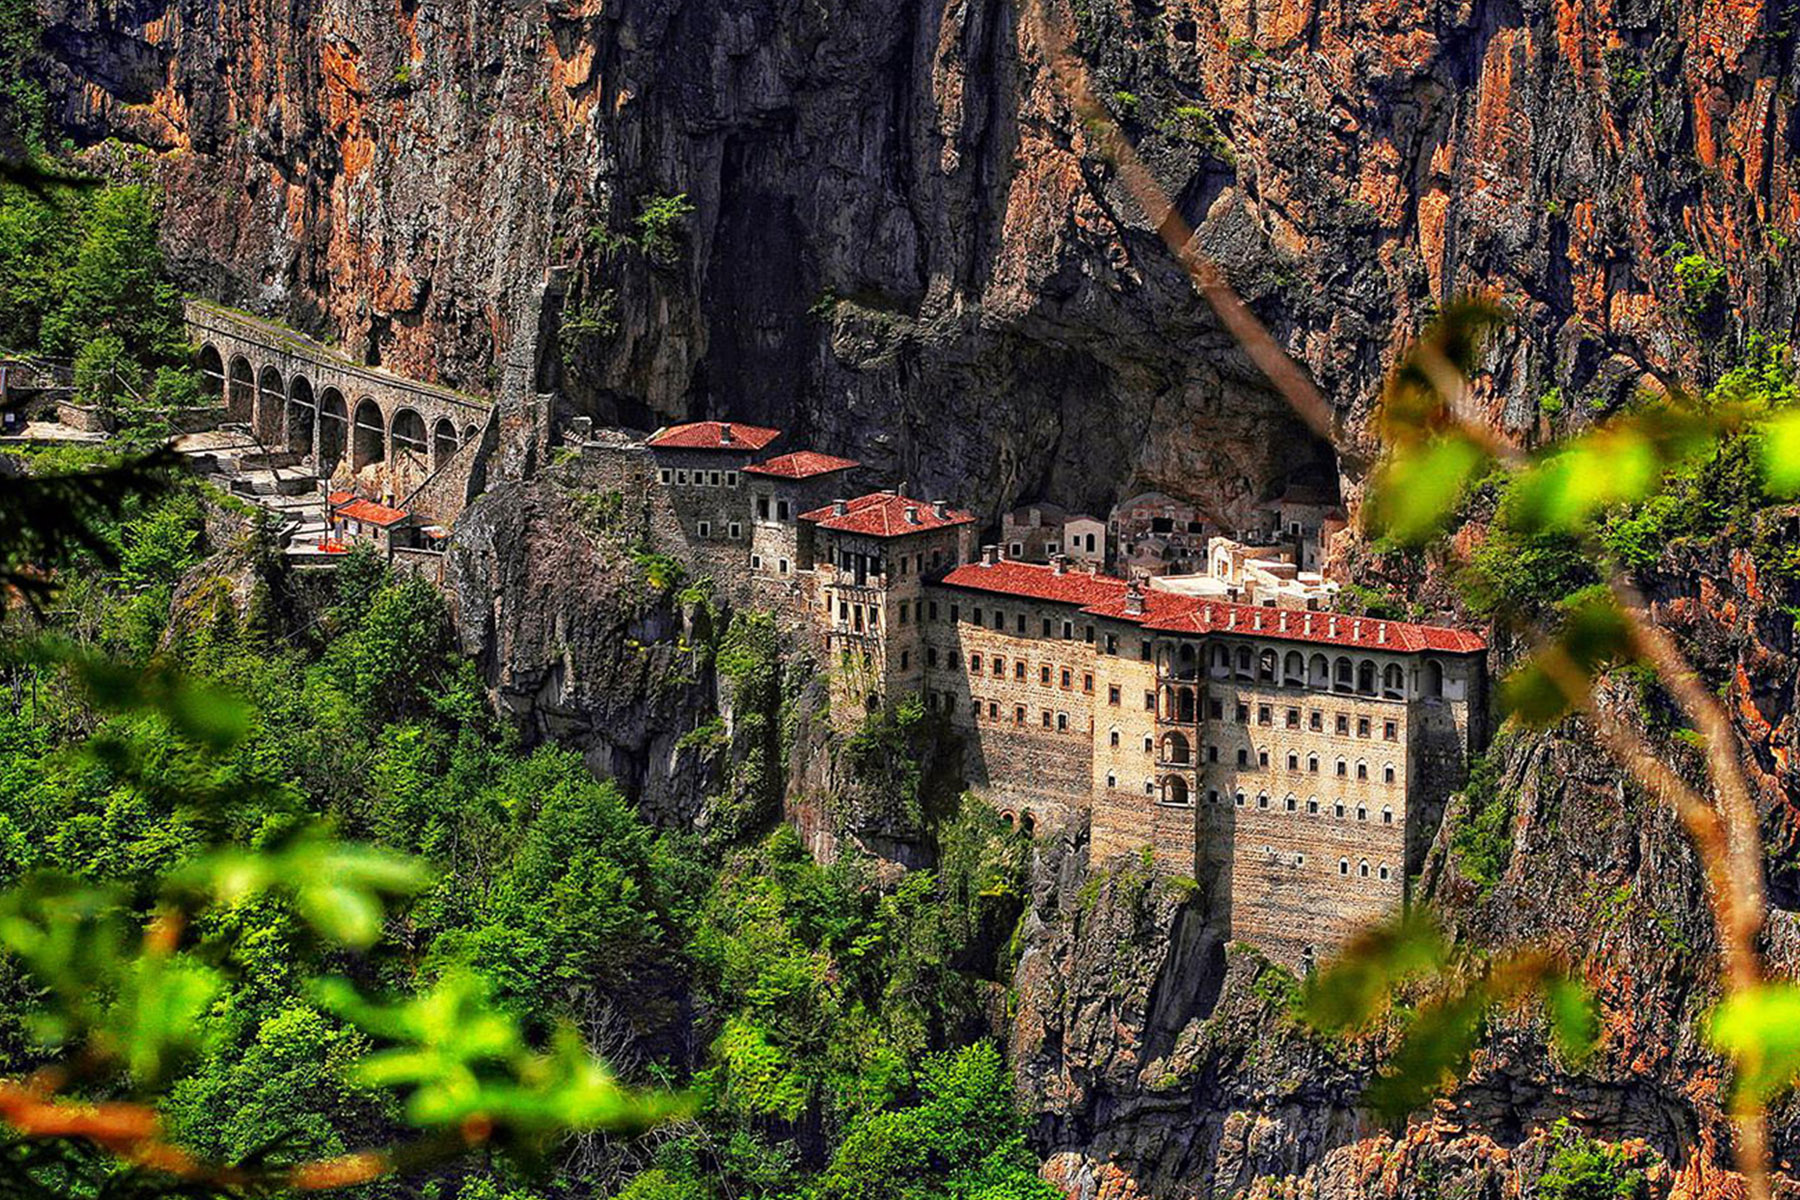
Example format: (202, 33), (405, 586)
(1043, 711), (1053, 728)
(1142, 735), (1153, 753)
(1208, 698), (1223, 720)
(754, 492), (770, 519)
(1384, 764), (1396, 784)
(659, 469), (672, 484)
(1384, 720), (1398, 741)
(1308, 754), (1319, 774)
(1359, 861), (1370, 878)
(728, 522), (741, 539)
(1110, 729), (1120, 747)
(1016, 613), (1026, 634)
(708, 471), (721, 486)
(1048, 541), (1062, 554)
(1140, 640), (1152, 662)
(1236, 792), (1246, 807)
(1015, 705), (1026, 724)
(1083, 673), (1094, 693)
(948, 651), (960, 668)
(1287, 751), (1299, 770)
(1334, 801), (1345, 818)
(1144, 691), (1155, 711)
(900, 650), (910, 669)
(1285, 794), (1297, 811)
(973, 607), (983, 625)
(992, 656), (1005, 677)
(929, 601), (939, 620)
(1207, 745), (1219, 763)
(1310, 710), (1323, 731)
(928, 647), (939, 667)
(1041, 665), (1052, 685)
(1258, 793), (1269, 809)
(1307, 798), (1319, 814)
(1382, 806), (1394, 824)
(1336, 758), (1348, 778)
(1107, 772), (1117, 789)
(1287, 708), (1300, 728)
(1043, 618), (1053, 637)
(1236, 703), (1250, 723)
(1209, 790), (1220, 804)
(970, 654), (982, 673)
(1062, 620), (1073, 639)
(697, 521), (711, 537)
(1256, 749), (1268, 768)
(751, 554), (762, 569)
(950, 604), (960, 622)
(1015, 661), (1026, 680)
(726, 471), (738, 487)
(1295, 853), (1305, 867)
(1258, 705), (1272, 725)
(1009, 541), (1024, 558)
(1357, 717), (1371, 738)
(1057, 712), (1069, 732)
(778, 559), (789, 574)
(899, 601), (910, 624)
(676, 470), (688, 484)
(1357, 761), (1369, 781)
(1356, 805), (1367, 821)
(1335, 714), (1350, 735)
(1236, 748), (1249, 767)
(1145, 780), (1156, 795)
(1339, 859), (1349, 875)
(1061, 668), (1072, 688)
(777, 500), (790, 520)
(1109, 685), (1121, 705)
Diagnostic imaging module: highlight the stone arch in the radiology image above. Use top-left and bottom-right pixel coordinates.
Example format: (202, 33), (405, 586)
(1333, 656), (1354, 692)
(286, 377), (317, 456)
(1258, 648), (1277, 682)
(463, 423), (479, 445)
(352, 397), (385, 470)
(1383, 662), (1405, 699)
(318, 388), (348, 475)
(1234, 645), (1253, 679)
(226, 355), (255, 424)
(432, 417), (458, 471)
(1424, 659), (1445, 698)
(197, 344), (225, 397)
(1019, 810), (1036, 835)
(1207, 643), (1230, 676)
(1283, 650), (1304, 684)
(1357, 659), (1376, 695)
(259, 366), (286, 443)
(1176, 641), (1198, 678)
(1160, 775), (1189, 807)
(1309, 653), (1330, 688)
(1161, 731), (1191, 764)
(390, 407), (428, 467)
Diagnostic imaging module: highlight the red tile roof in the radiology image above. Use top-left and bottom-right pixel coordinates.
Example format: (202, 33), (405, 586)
(746, 450), (860, 479)
(647, 421), (782, 451)
(934, 560), (1485, 653)
(801, 492), (975, 537)
(333, 497), (411, 527)
(327, 490), (354, 506)
(939, 560), (1129, 607)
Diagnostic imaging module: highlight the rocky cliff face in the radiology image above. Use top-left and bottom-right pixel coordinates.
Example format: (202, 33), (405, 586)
(36, 0), (1800, 526)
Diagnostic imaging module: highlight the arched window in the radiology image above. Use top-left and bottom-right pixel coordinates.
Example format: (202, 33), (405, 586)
(1425, 659), (1445, 698)
(1336, 757), (1348, 777)
(1258, 649), (1277, 682)
(433, 418), (459, 470)
(1356, 805), (1367, 821)
(1235, 791), (1246, 807)
(1209, 644), (1230, 676)
(1308, 753), (1319, 774)
(1334, 800), (1345, 818)
(1382, 806), (1394, 824)
(1357, 760), (1369, 781)
(1285, 793), (1297, 812)
(1307, 797), (1319, 814)
(1384, 764), (1396, 784)
(1284, 651), (1304, 684)
(1379, 864), (1391, 881)
(1339, 858), (1349, 875)
(1359, 860), (1370, 878)
(1357, 659), (1376, 695)
(1162, 731), (1191, 764)
(391, 408), (428, 465)
(1257, 793), (1269, 809)
(1334, 656), (1354, 692)
(1177, 642), (1198, 678)
(1309, 654), (1330, 688)
(1106, 772), (1117, 789)
(1161, 775), (1190, 806)
(1235, 646), (1253, 679)
(1287, 751), (1299, 770)
(1383, 663), (1405, 698)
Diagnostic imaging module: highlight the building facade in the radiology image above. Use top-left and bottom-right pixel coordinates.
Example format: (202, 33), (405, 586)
(559, 421), (1487, 969)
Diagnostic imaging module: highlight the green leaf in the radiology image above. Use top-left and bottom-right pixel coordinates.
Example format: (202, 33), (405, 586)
(1762, 411), (1800, 495)
(1297, 914), (1448, 1033)
(1367, 435), (1489, 546)
(1544, 975), (1599, 1063)
(1364, 987), (1489, 1118)
(1710, 983), (1800, 1108)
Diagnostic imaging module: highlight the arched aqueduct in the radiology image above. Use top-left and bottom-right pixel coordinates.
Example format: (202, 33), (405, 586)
(186, 300), (492, 489)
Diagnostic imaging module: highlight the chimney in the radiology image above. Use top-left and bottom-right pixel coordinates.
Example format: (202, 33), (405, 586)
(1378, 623), (1389, 645)
(719, 422), (734, 444)
(1253, 610), (1264, 631)
(1052, 554), (1069, 575)
(1329, 616), (1340, 637)
(1279, 611), (1289, 632)
(932, 499), (949, 519)
(1353, 620), (1363, 641)
(832, 497), (848, 516)
(982, 544), (999, 565)
(1125, 581), (1146, 616)
(1228, 609), (1238, 629)
(1304, 612), (1315, 635)
(904, 505), (921, 525)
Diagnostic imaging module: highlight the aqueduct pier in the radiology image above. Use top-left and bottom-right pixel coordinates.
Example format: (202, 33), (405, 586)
(186, 299), (492, 482)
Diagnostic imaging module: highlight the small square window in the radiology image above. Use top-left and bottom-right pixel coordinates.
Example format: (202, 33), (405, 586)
(1258, 705), (1272, 726)
(728, 522), (741, 539)
(1144, 691), (1155, 712)
(1236, 704), (1250, 723)
(676, 470), (689, 484)
(1286, 708), (1300, 728)
(1357, 717), (1371, 738)
(697, 521), (711, 537)
(726, 471), (738, 486)
(900, 650), (910, 669)
(1384, 721), (1398, 741)
(1145, 780), (1156, 796)
(1310, 710), (1323, 731)
(1015, 705), (1026, 724)
(659, 469), (672, 484)
(708, 471), (721, 486)
(1015, 662), (1026, 680)
(779, 559), (789, 574)
(1042, 665), (1053, 685)
(1110, 730), (1120, 747)
(1057, 712), (1068, 732)
(751, 554), (762, 569)
(1108, 685), (1121, 705)
(989, 701), (999, 719)
(1043, 711), (1053, 728)
(1336, 714), (1350, 735)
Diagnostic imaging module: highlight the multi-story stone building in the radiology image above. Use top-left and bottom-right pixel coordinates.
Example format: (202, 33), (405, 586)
(564, 420), (1487, 968)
